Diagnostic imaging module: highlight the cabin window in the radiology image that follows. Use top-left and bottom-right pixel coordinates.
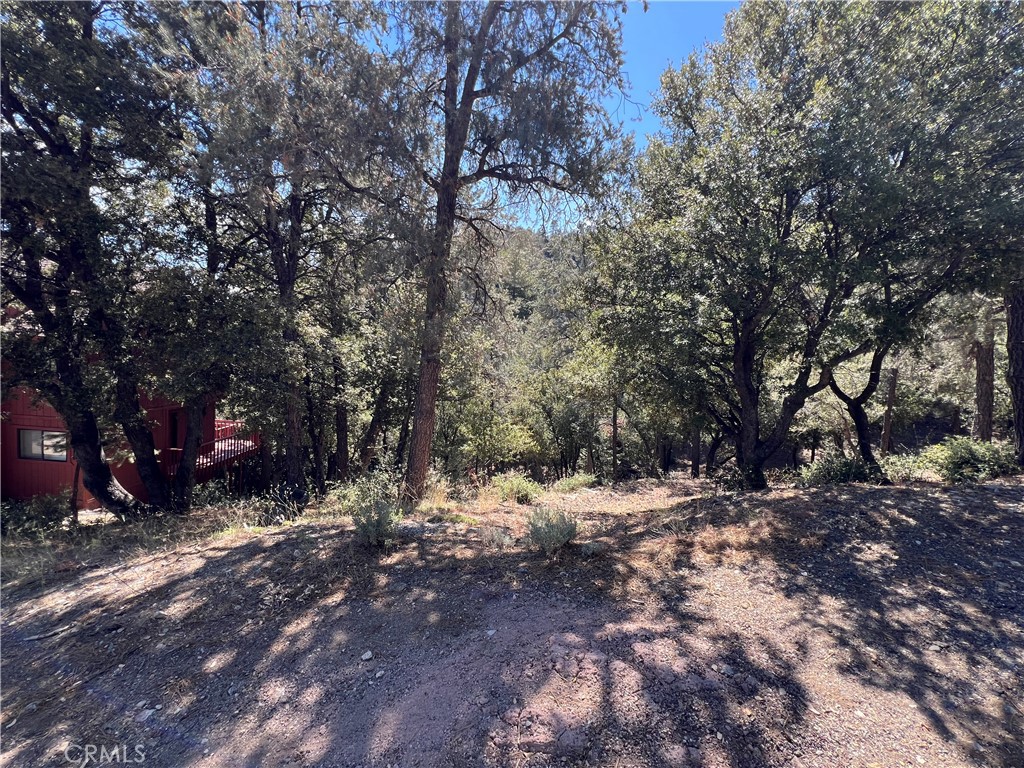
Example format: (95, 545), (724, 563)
(18, 429), (68, 462)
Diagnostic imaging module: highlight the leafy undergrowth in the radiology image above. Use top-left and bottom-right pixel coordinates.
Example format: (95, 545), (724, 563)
(2, 475), (1022, 768)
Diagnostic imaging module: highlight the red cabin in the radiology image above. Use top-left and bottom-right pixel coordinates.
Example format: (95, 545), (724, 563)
(1, 386), (259, 509)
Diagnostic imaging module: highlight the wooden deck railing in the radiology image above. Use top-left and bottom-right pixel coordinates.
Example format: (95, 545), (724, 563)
(162, 421), (260, 483)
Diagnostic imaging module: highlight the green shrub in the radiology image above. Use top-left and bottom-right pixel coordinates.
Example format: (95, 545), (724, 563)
(190, 478), (234, 508)
(799, 455), (872, 487)
(480, 525), (515, 551)
(880, 453), (926, 484)
(527, 507), (577, 556)
(918, 438), (1018, 484)
(551, 473), (598, 493)
(320, 468), (401, 517)
(492, 471), (543, 504)
(0, 491), (72, 537)
(352, 499), (403, 549)
(711, 464), (748, 491)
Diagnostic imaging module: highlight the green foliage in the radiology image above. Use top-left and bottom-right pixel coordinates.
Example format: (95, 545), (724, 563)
(492, 472), (543, 504)
(527, 508), (578, 557)
(799, 456), (873, 487)
(880, 454), (927, 484)
(352, 499), (403, 550)
(0, 492), (73, 538)
(711, 465), (749, 492)
(552, 473), (598, 493)
(480, 526), (515, 551)
(189, 479), (235, 508)
(918, 438), (1018, 484)
(322, 469), (402, 516)
(426, 512), (479, 525)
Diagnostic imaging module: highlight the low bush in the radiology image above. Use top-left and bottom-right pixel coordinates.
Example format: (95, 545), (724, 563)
(480, 525), (515, 551)
(319, 468), (401, 518)
(551, 473), (598, 493)
(352, 499), (403, 549)
(918, 438), (1018, 484)
(711, 464), (748, 491)
(527, 507), (577, 556)
(189, 478), (234, 508)
(0, 491), (72, 537)
(799, 455), (872, 487)
(492, 471), (543, 504)
(880, 453), (926, 484)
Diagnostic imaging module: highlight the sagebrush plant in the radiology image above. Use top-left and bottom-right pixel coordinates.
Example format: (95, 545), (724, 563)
(352, 499), (403, 549)
(480, 525), (515, 551)
(0, 491), (72, 537)
(527, 507), (578, 556)
(551, 473), (598, 493)
(881, 453), (926, 484)
(492, 471), (543, 504)
(318, 468), (401, 518)
(799, 455), (872, 487)
(918, 438), (1018, 484)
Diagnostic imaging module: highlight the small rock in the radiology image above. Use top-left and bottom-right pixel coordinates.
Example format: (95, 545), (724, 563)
(720, 664), (736, 677)
(928, 644), (941, 652)
(375, 670), (385, 678)
(854, 709), (865, 718)
(687, 746), (703, 764)
(361, 650), (373, 661)
(135, 709), (156, 723)
(486, 629), (496, 637)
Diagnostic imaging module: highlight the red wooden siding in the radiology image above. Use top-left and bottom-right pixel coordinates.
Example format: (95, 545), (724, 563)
(1, 387), (257, 510)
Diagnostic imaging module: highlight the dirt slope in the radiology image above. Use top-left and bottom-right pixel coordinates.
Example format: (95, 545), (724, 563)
(2, 478), (1022, 767)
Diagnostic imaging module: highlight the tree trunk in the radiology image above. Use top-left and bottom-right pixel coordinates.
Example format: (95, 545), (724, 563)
(610, 395), (619, 483)
(359, 379), (391, 473)
(172, 397), (206, 510)
(333, 401), (349, 482)
(880, 367), (898, 459)
(705, 433), (723, 475)
(69, 462), (81, 525)
(52, 362), (137, 519)
(404, 3), (499, 500)
(114, 376), (171, 510)
(1006, 283), (1024, 466)
(971, 311), (996, 443)
(829, 348), (889, 474)
(393, 394), (413, 471)
(689, 426), (700, 478)
(331, 362), (349, 482)
(303, 375), (327, 496)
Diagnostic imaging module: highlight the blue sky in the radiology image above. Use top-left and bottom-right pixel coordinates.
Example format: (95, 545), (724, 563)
(612, 1), (739, 150)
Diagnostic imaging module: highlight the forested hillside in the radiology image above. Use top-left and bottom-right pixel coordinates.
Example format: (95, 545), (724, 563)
(3, 1), (1022, 520)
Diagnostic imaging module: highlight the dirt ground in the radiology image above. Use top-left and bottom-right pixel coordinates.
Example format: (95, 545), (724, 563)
(2, 477), (1022, 768)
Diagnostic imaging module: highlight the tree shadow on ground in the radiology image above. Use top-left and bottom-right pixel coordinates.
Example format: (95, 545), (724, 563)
(1, 480), (1020, 767)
